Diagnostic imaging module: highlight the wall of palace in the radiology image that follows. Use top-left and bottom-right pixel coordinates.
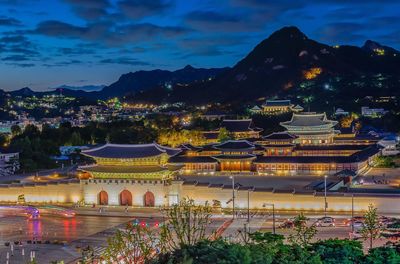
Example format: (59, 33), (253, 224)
(0, 181), (82, 204)
(1, 179), (400, 214)
(180, 184), (400, 214)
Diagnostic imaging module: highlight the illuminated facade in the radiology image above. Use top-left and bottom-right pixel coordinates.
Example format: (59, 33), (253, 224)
(280, 112), (338, 145)
(79, 143), (182, 206)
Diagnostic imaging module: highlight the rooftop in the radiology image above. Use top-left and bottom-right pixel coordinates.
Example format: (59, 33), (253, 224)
(263, 132), (297, 140)
(264, 99), (292, 106)
(82, 143), (181, 159)
(280, 112), (338, 128)
(214, 140), (255, 150)
(220, 119), (262, 132)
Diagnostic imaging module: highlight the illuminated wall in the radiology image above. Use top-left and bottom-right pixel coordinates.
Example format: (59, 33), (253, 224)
(0, 182), (83, 203)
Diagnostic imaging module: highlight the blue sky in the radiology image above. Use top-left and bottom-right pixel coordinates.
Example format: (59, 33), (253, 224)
(0, 0), (399, 91)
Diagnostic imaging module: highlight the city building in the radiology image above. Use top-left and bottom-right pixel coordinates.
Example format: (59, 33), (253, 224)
(361, 106), (388, 117)
(262, 99), (293, 114)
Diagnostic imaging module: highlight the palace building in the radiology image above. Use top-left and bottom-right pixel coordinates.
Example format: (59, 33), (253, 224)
(80, 143), (183, 207)
(280, 112), (338, 145)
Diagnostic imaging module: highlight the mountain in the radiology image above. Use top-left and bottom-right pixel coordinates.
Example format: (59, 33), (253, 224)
(135, 26), (400, 110)
(362, 40), (400, 55)
(56, 84), (105, 92)
(99, 65), (229, 98)
(9, 87), (36, 97)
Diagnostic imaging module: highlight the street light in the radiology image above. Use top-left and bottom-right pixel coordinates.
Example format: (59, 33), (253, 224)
(324, 175), (328, 217)
(351, 194), (354, 233)
(263, 203), (276, 234)
(247, 187), (254, 223)
(230, 176), (235, 219)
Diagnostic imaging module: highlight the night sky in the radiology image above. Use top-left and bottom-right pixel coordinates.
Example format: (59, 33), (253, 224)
(0, 0), (399, 91)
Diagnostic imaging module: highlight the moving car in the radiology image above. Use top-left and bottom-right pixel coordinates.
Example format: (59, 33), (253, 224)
(315, 217), (336, 227)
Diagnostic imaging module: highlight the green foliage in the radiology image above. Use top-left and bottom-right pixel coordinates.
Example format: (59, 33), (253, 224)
(374, 156), (396, 168)
(311, 239), (363, 264)
(364, 246), (400, 264)
(160, 198), (212, 251)
(11, 124), (22, 137)
(361, 204), (381, 249)
(288, 213), (317, 247)
(217, 127), (232, 142)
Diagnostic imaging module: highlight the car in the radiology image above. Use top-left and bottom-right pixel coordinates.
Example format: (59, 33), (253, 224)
(279, 220), (294, 229)
(344, 216), (365, 227)
(379, 216), (394, 226)
(315, 217), (336, 227)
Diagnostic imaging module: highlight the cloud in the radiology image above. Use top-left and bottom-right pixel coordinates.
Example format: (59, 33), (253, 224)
(6, 62), (35, 67)
(184, 11), (254, 32)
(63, 0), (111, 20)
(2, 54), (29, 61)
(0, 34), (39, 58)
(31, 20), (189, 46)
(99, 57), (151, 65)
(0, 16), (22, 26)
(118, 0), (173, 19)
(316, 22), (367, 43)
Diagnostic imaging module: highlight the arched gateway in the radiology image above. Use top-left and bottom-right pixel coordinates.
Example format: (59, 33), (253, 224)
(143, 191), (155, 207)
(98, 191), (108, 205)
(120, 190), (133, 206)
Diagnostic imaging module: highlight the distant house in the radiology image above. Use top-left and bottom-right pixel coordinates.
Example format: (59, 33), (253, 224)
(334, 108), (349, 116)
(378, 135), (399, 156)
(0, 149), (19, 176)
(200, 110), (227, 121)
(292, 105), (304, 112)
(202, 119), (263, 143)
(361, 107), (388, 117)
(220, 119), (263, 139)
(262, 99), (293, 114)
(249, 105), (262, 115)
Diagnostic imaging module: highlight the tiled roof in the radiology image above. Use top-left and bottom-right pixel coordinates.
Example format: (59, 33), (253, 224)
(264, 99), (292, 106)
(83, 165), (171, 173)
(281, 112), (338, 127)
(168, 156), (218, 163)
(82, 143), (181, 159)
(263, 132), (297, 140)
(214, 140), (255, 150)
(212, 154), (256, 160)
(221, 119), (254, 132)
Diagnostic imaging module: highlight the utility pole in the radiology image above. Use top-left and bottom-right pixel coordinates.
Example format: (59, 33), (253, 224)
(324, 175), (328, 217)
(263, 203), (276, 234)
(247, 188), (250, 223)
(351, 194), (354, 233)
(230, 176), (235, 219)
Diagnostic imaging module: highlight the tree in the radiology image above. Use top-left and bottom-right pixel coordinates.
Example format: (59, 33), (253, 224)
(11, 124), (22, 137)
(364, 246), (400, 264)
(68, 132), (85, 146)
(155, 239), (252, 264)
(361, 204), (381, 249)
(218, 127), (231, 142)
(311, 239), (363, 264)
(103, 223), (159, 264)
(288, 213), (317, 247)
(160, 198), (212, 251)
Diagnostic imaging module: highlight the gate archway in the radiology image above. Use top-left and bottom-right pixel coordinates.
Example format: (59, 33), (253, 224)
(98, 191), (108, 205)
(143, 191), (155, 207)
(119, 190), (132, 206)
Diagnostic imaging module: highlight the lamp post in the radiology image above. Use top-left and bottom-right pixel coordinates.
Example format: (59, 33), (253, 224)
(324, 175), (328, 217)
(263, 203), (276, 234)
(230, 176), (235, 219)
(351, 194), (354, 233)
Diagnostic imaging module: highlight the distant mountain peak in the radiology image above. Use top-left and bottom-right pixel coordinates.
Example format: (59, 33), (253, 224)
(269, 26), (308, 41)
(362, 39), (399, 54)
(183, 65), (195, 70)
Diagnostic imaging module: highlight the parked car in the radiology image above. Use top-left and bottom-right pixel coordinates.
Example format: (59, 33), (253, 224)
(344, 216), (365, 227)
(315, 217), (336, 227)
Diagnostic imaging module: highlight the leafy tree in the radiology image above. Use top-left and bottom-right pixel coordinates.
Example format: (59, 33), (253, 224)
(288, 213), (317, 247)
(160, 198), (212, 251)
(11, 124), (21, 137)
(361, 204), (381, 249)
(0, 133), (7, 146)
(364, 246), (400, 264)
(217, 127), (232, 142)
(275, 244), (322, 264)
(68, 132), (85, 146)
(103, 223), (159, 264)
(156, 239), (252, 264)
(311, 238), (363, 264)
